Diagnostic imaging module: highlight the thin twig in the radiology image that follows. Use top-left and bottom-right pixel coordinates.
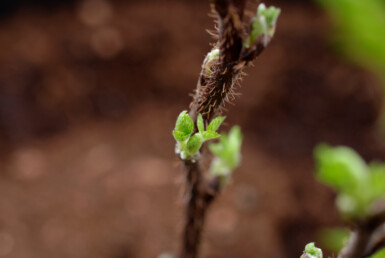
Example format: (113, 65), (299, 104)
(339, 206), (385, 258)
(181, 160), (219, 258)
(179, 0), (275, 257)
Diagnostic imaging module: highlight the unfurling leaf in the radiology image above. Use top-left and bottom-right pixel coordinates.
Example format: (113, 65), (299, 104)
(197, 113), (204, 133)
(207, 116), (226, 132)
(173, 112), (229, 160)
(301, 242), (323, 258)
(173, 130), (189, 142)
(202, 131), (221, 140)
(186, 134), (203, 156)
(246, 3), (281, 47)
(174, 110), (194, 139)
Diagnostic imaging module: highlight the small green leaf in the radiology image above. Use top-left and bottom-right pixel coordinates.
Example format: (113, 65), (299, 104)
(202, 131), (221, 140)
(314, 144), (371, 218)
(209, 126), (243, 188)
(370, 248), (385, 258)
(197, 113), (204, 133)
(314, 144), (367, 193)
(228, 126), (242, 153)
(207, 116), (226, 132)
(317, 227), (350, 253)
(258, 3), (281, 27)
(173, 130), (189, 142)
(246, 3), (281, 47)
(301, 242), (323, 258)
(174, 110), (194, 139)
(186, 134), (203, 156)
(208, 142), (223, 156)
(368, 163), (385, 199)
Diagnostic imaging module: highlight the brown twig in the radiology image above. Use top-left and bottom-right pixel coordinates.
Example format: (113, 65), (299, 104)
(179, 0), (276, 257)
(339, 206), (385, 258)
(181, 160), (219, 258)
(189, 0), (271, 122)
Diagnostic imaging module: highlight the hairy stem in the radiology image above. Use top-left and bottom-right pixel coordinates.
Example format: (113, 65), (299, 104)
(180, 0), (275, 257)
(190, 1), (244, 122)
(181, 2), (245, 257)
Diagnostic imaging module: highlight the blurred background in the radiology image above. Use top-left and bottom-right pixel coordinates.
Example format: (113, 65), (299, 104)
(0, 0), (384, 257)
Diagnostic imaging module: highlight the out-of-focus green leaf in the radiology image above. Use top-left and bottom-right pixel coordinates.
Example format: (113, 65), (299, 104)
(314, 144), (385, 219)
(314, 144), (367, 193)
(209, 126), (243, 187)
(368, 163), (385, 199)
(317, 227), (350, 253)
(316, 0), (385, 83)
(370, 248), (385, 258)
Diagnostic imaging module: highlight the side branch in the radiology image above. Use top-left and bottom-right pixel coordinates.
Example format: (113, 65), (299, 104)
(339, 206), (385, 258)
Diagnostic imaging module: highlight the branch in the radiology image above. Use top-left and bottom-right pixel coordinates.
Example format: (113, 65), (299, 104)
(189, 0), (276, 122)
(339, 206), (385, 258)
(181, 1), (247, 256)
(179, 1), (280, 257)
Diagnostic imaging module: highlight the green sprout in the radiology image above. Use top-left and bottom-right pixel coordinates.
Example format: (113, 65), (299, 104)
(209, 126), (242, 187)
(173, 111), (194, 142)
(301, 243), (323, 258)
(173, 111), (225, 160)
(245, 3), (281, 47)
(314, 144), (385, 219)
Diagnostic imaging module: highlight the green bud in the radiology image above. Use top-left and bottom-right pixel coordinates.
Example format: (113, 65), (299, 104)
(207, 116), (226, 132)
(258, 3), (281, 27)
(301, 243), (323, 258)
(186, 134), (203, 156)
(204, 48), (220, 76)
(173, 110), (194, 141)
(246, 3), (281, 47)
(173, 130), (189, 142)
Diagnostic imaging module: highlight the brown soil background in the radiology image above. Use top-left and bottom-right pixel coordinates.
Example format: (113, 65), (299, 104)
(0, 0), (384, 257)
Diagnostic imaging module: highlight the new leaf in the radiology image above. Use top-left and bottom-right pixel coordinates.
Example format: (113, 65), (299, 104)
(207, 116), (226, 132)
